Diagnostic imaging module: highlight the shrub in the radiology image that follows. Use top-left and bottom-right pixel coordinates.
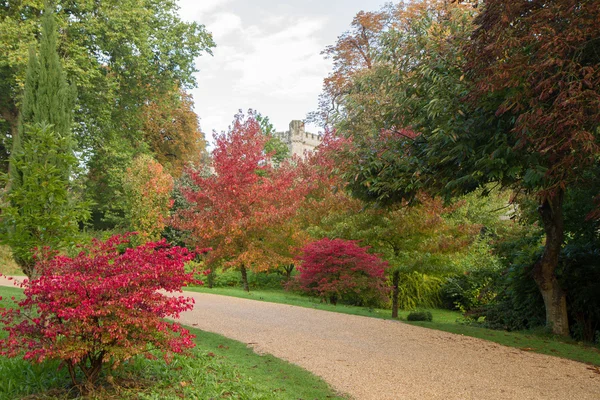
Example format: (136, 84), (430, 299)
(296, 238), (388, 306)
(395, 271), (443, 310)
(441, 269), (498, 312)
(407, 310), (433, 322)
(0, 234), (197, 390)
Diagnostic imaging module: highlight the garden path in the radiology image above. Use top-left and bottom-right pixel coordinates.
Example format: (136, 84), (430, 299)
(1, 276), (598, 400)
(177, 291), (599, 400)
(181, 293), (600, 400)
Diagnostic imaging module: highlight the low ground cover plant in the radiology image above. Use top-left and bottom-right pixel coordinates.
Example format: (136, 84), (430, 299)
(0, 234), (197, 391)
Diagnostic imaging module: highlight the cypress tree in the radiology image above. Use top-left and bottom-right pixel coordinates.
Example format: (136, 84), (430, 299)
(3, 3), (86, 277)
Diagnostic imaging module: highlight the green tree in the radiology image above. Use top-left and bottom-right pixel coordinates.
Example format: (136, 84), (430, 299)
(255, 111), (290, 164)
(0, 0), (215, 227)
(325, 0), (600, 335)
(2, 4), (87, 276)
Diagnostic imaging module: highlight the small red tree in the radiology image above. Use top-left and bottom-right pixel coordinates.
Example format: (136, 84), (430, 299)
(296, 238), (388, 306)
(0, 234), (197, 389)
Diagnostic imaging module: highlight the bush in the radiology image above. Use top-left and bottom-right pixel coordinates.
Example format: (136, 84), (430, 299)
(407, 310), (433, 322)
(441, 269), (498, 312)
(0, 234), (197, 390)
(295, 238), (389, 306)
(471, 263), (545, 332)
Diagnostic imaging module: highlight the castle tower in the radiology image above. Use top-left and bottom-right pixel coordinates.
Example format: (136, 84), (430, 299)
(289, 120), (305, 140)
(274, 120), (322, 158)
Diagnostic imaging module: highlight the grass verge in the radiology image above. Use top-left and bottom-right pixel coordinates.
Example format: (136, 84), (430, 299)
(0, 286), (345, 400)
(187, 285), (600, 366)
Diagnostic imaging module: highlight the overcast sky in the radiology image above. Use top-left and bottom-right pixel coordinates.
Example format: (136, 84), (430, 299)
(177, 0), (385, 140)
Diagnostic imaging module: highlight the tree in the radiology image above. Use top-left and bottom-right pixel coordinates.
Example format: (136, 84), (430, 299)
(10, 2), (76, 184)
(308, 7), (391, 127)
(141, 89), (207, 176)
(255, 111), (290, 165)
(0, 235), (197, 390)
(0, 0), (214, 165)
(464, 0), (600, 336)
(171, 114), (311, 291)
(2, 5), (88, 276)
(0, 0), (214, 228)
(122, 154), (174, 243)
(295, 238), (388, 306)
(309, 193), (487, 316)
(324, 0), (600, 335)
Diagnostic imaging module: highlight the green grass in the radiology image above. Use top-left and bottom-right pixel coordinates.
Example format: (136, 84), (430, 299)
(188, 286), (600, 366)
(0, 286), (345, 400)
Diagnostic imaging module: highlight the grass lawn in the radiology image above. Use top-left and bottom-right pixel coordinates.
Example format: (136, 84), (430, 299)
(0, 286), (345, 400)
(186, 285), (600, 367)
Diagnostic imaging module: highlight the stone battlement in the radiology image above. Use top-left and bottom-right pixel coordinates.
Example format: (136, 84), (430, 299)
(275, 120), (322, 158)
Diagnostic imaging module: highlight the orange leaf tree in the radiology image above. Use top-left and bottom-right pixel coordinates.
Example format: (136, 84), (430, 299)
(141, 88), (208, 176)
(171, 114), (311, 291)
(122, 155), (174, 243)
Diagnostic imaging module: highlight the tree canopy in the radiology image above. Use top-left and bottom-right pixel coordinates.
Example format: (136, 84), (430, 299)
(314, 0), (600, 335)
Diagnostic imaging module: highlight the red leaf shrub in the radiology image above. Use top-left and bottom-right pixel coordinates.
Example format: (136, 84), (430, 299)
(0, 234), (197, 388)
(296, 238), (389, 306)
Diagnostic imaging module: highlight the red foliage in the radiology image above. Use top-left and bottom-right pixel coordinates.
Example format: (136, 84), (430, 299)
(295, 238), (389, 306)
(468, 0), (600, 193)
(172, 113), (312, 273)
(0, 234), (197, 388)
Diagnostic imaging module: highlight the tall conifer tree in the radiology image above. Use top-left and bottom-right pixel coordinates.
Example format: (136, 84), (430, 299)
(3, 2), (86, 276)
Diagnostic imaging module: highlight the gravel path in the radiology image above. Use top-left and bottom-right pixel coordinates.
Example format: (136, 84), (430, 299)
(177, 291), (599, 400)
(1, 277), (598, 399)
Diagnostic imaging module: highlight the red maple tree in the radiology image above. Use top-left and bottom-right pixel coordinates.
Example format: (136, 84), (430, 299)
(171, 114), (312, 291)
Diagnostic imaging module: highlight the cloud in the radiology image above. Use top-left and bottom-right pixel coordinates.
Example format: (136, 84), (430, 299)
(236, 17), (330, 97)
(198, 16), (330, 97)
(189, 4), (336, 135)
(177, 0), (233, 22)
(207, 12), (243, 39)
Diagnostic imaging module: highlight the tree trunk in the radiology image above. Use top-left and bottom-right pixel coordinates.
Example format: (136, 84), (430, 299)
(240, 264), (249, 292)
(391, 269), (400, 318)
(329, 294), (338, 305)
(283, 264), (294, 280)
(206, 269), (215, 288)
(532, 191), (569, 336)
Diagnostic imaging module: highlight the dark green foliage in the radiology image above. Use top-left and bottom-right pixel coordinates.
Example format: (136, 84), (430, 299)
(560, 173), (600, 342)
(407, 310), (433, 322)
(471, 245), (546, 332)
(561, 245), (600, 343)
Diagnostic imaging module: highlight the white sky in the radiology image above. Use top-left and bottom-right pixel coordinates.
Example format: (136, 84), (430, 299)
(177, 0), (385, 140)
